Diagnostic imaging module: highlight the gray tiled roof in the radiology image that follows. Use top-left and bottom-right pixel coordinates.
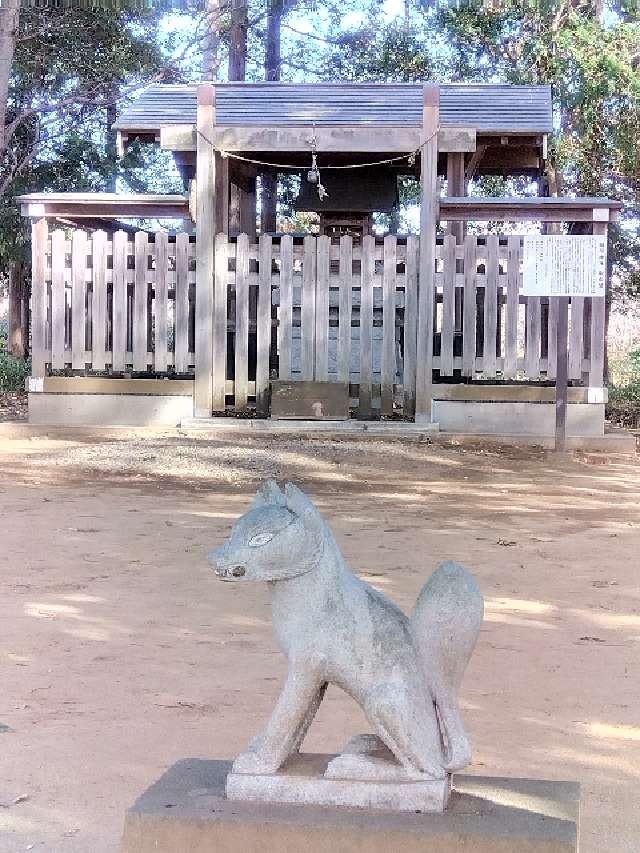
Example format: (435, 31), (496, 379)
(114, 83), (553, 134)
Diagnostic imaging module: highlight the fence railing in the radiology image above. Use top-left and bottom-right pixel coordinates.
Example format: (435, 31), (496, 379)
(31, 224), (606, 418)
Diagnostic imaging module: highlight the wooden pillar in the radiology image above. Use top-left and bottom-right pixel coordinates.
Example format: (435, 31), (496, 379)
(590, 215), (608, 388)
(215, 152), (229, 235)
(446, 152), (466, 243)
(240, 174), (257, 239)
(30, 216), (48, 379)
(8, 261), (26, 358)
(194, 83), (217, 417)
(415, 85), (439, 423)
(447, 151), (466, 335)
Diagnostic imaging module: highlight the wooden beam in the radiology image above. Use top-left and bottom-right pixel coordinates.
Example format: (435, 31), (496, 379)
(431, 384), (603, 403)
(415, 85), (439, 424)
(160, 124), (197, 151)
(194, 84), (216, 417)
(440, 197), (622, 222)
(18, 193), (190, 220)
(40, 377), (194, 396)
(161, 124), (475, 155)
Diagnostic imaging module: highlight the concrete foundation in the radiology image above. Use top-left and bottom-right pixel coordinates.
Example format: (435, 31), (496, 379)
(432, 400), (604, 436)
(121, 758), (580, 853)
(29, 393), (194, 427)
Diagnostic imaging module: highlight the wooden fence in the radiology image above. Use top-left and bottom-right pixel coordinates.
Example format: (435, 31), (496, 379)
(31, 224), (606, 419)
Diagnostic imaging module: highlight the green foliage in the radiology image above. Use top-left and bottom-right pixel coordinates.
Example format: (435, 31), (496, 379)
(0, 324), (30, 393)
(437, 1), (640, 306)
(1, 1), (170, 270)
(607, 347), (640, 428)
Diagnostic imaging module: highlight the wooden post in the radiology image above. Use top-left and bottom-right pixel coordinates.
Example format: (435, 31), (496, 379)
(590, 218), (608, 388)
(555, 296), (569, 452)
(446, 152), (466, 244)
(30, 216), (48, 379)
(195, 83), (217, 417)
(215, 152), (229, 235)
(415, 85), (439, 423)
(447, 151), (466, 334)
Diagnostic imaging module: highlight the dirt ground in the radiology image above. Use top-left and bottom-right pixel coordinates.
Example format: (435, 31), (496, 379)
(0, 429), (639, 853)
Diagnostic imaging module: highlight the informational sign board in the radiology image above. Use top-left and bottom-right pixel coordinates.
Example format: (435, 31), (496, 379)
(522, 235), (607, 297)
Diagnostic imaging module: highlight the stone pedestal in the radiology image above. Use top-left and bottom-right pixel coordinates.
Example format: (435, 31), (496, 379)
(226, 752), (450, 812)
(121, 758), (580, 853)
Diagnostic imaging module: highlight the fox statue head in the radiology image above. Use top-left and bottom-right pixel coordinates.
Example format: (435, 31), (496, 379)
(209, 481), (327, 583)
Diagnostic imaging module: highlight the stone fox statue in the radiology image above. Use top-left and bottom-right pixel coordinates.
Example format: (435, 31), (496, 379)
(209, 481), (483, 782)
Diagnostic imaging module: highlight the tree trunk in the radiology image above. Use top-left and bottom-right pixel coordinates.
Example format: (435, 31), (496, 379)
(261, 0), (283, 233)
(106, 102), (118, 193)
(202, 0), (222, 79)
(0, 0), (19, 157)
(228, 0), (248, 81)
(265, 0), (283, 81)
(8, 261), (26, 359)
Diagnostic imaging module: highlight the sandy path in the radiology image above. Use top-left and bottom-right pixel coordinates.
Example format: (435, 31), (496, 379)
(0, 432), (638, 852)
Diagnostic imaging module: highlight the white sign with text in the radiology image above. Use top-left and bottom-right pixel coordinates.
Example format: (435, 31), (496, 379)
(522, 235), (607, 297)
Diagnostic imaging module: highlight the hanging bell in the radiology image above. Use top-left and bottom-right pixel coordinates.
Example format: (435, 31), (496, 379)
(307, 167), (319, 184)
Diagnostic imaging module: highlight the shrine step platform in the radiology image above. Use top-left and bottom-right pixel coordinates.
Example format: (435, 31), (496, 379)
(121, 757), (580, 853)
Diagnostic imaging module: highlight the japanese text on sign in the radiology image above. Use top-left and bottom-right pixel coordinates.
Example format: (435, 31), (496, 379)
(522, 235), (607, 297)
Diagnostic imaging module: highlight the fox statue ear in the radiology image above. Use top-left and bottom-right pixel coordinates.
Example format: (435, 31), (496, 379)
(283, 483), (323, 528)
(252, 480), (286, 509)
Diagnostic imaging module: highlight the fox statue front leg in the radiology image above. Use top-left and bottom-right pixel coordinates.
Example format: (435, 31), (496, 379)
(232, 663), (325, 775)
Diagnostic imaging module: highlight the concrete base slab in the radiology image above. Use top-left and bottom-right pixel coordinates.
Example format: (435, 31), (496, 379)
(29, 393), (194, 427)
(433, 400), (604, 436)
(226, 753), (450, 812)
(121, 758), (580, 853)
(432, 400), (604, 437)
(181, 417), (441, 434)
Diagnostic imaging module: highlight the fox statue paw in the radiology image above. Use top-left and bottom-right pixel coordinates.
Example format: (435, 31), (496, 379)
(232, 749), (282, 776)
(444, 739), (472, 772)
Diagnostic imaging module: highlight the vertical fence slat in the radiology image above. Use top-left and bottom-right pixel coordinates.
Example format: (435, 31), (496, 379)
(234, 233), (250, 409)
(278, 235), (293, 381)
(483, 235), (499, 378)
(31, 218), (48, 378)
(358, 234), (374, 419)
(50, 229), (66, 370)
(92, 230), (107, 371)
(504, 236), (519, 379)
(381, 235), (397, 415)
(174, 233), (190, 374)
(301, 235), (316, 381)
(256, 234), (272, 415)
(71, 230), (87, 370)
(547, 297), (558, 380)
(462, 235), (476, 377)
(154, 232), (169, 372)
(440, 234), (456, 377)
(525, 297), (541, 379)
(337, 235), (352, 385)
(112, 231), (128, 372)
(403, 235), (418, 416)
(569, 296), (584, 381)
(212, 233), (228, 410)
(589, 297), (605, 387)
(134, 232), (149, 372)
(315, 235), (330, 382)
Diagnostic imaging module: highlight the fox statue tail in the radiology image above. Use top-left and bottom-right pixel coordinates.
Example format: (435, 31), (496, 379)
(410, 560), (484, 772)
